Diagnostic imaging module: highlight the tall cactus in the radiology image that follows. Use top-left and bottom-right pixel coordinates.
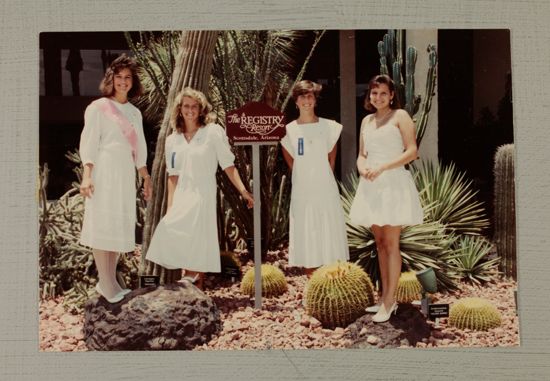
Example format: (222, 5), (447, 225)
(493, 144), (516, 279)
(377, 30), (437, 148)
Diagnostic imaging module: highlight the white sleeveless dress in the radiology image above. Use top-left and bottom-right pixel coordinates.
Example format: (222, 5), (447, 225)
(349, 115), (423, 227)
(280, 118), (350, 268)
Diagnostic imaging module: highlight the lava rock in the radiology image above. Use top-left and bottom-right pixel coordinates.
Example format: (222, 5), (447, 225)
(83, 283), (221, 350)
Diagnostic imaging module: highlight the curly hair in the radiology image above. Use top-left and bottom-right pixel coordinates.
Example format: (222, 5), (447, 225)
(364, 74), (401, 112)
(170, 87), (217, 133)
(99, 53), (143, 99)
(291, 80), (323, 101)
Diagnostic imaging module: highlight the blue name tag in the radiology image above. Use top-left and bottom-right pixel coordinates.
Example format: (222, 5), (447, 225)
(298, 138), (304, 156)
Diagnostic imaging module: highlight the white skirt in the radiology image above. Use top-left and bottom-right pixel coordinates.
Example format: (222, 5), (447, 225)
(80, 148), (136, 252)
(349, 168), (423, 227)
(145, 186), (221, 272)
(288, 193), (350, 268)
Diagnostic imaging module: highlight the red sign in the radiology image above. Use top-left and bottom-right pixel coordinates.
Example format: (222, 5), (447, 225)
(225, 102), (286, 143)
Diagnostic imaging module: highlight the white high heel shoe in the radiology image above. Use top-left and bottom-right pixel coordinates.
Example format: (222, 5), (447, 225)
(365, 303), (381, 313)
(372, 302), (398, 323)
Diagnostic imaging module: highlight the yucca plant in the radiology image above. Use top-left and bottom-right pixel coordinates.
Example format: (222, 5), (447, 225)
(410, 161), (490, 236)
(340, 174), (460, 291)
(450, 235), (500, 284)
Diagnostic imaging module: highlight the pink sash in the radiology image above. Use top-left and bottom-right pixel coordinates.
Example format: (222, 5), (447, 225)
(95, 97), (138, 163)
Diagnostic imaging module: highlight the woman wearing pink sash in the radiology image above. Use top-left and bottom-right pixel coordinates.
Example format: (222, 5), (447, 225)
(79, 54), (152, 303)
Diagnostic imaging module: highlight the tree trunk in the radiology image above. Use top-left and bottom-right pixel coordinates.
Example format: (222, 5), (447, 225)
(140, 31), (219, 284)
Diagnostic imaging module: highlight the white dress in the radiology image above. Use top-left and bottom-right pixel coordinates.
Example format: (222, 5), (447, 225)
(79, 98), (147, 252)
(349, 115), (424, 227)
(145, 123), (235, 272)
(280, 118), (350, 268)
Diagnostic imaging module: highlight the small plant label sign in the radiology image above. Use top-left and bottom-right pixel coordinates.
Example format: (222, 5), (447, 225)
(428, 303), (450, 320)
(139, 275), (160, 288)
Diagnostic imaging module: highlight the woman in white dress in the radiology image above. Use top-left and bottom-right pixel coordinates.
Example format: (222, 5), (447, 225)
(79, 54), (152, 303)
(349, 74), (423, 322)
(145, 88), (254, 290)
(280, 80), (349, 277)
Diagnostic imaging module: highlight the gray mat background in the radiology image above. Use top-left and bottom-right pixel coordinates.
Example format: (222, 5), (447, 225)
(2, 0), (549, 379)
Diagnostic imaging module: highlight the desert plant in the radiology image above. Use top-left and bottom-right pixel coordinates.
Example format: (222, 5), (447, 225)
(39, 160), (91, 300)
(493, 144), (516, 279)
(340, 173), (460, 291)
(395, 271), (422, 303)
(377, 29), (437, 148)
(305, 262), (375, 329)
(240, 264), (287, 298)
(410, 160), (490, 236)
(449, 297), (502, 331)
(450, 235), (500, 284)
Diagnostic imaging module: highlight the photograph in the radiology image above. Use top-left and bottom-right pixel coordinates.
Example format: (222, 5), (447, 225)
(38, 29), (518, 351)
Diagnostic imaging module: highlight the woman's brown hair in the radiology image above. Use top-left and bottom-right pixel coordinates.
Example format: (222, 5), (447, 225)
(99, 54), (143, 99)
(291, 80), (322, 101)
(364, 74), (401, 112)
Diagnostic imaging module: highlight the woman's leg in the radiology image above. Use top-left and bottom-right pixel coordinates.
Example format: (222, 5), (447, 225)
(371, 225), (388, 302)
(183, 269), (204, 290)
(93, 249), (122, 299)
(380, 225), (402, 307)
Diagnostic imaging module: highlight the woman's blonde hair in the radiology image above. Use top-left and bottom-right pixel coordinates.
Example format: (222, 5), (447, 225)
(170, 87), (216, 132)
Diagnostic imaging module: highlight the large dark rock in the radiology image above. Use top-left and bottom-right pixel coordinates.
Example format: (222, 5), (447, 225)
(83, 282), (221, 350)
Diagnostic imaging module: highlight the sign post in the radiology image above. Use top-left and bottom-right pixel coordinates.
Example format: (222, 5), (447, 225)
(226, 102), (285, 309)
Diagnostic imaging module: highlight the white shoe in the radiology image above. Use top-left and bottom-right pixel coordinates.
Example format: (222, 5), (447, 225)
(372, 302), (398, 323)
(119, 288), (131, 296)
(365, 303), (381, 313)
(95, 284), (124, 304)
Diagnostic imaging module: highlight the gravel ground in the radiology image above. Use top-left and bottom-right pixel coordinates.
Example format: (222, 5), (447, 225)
(39, 249), (519, 351)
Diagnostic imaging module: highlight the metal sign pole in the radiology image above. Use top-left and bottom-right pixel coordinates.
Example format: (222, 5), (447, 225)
(252, 144), (262, 309)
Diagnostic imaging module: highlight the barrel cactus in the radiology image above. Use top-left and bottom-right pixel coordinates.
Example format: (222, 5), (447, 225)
(449, 297), (502, 331)
(240, 264), (287, 298)
(493, 144), (516, 279)
(305, 261), (375, 329)
(395, 271), (422, 303)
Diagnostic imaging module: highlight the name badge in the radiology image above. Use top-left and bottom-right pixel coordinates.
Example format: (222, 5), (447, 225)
(171, 152), (176, 168)
(298, 138), (304, 155)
